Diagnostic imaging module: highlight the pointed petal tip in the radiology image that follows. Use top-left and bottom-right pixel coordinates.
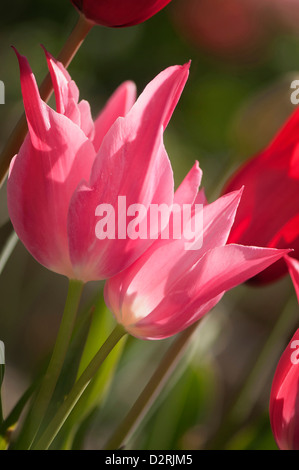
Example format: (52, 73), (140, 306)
(40, 44), (69, 76)
(237, 184), (245, 195)
(40, 43), (51, 59)
(184, 60), (191, 69)
(11, 45), (24, 63)
(40, 44), (55, 69)
(232, 185), (244, 201)
(40, 44), (60, 67)
(168, 61), (190, 81)
(182, 61), (191, 75)
(11, 46), (32, 70)
(123, 79), (136, 88)
(11, 47), (34, 83)
(11, 45), (17, 53)
(122, 80), (137, 104)
(231, 244), (293, 259)
(185, 160), (202, 184)
(174, 161), (203, 205)
(278, 247), (293, 256)
(192, 160), (203, 180)
(222, 186), (244, 207)
(41, 44), (59, 68)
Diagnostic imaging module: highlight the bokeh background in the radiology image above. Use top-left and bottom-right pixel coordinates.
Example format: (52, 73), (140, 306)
(0, 0), (299, 450)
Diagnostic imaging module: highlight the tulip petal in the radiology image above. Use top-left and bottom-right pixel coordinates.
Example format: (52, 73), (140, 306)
(104, 162), (203, 319)
(8, 50), (96, 276)
(90, 63), (190, 190)
(130, 244), (290, 339)
(105, 183), (244, 326)
(173, 161), (202, 206)
(43, 47), (77, 115)
(285, 255), (299, 303)
(68, 140), (173, 281)
(78, 99), (95, 140)
(68, 64), (189, 281)
(92, 81), (137, 153)
(44, 47), (95, 139)
(196, 188), (208, 206)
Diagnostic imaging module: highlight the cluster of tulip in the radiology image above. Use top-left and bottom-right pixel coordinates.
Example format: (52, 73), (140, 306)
(0, 0), (299, 450)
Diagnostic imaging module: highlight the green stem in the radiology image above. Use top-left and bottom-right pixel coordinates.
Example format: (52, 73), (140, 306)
(0, 377), (40, 438)
(104, 322), (200, 450)
(32, 324), (127, 450)
(0, 230), (18, 276)
(17, 279), (84, 449)
(0, 13), (94, 187)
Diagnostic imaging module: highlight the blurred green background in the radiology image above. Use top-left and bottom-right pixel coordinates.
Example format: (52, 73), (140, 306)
(0, 0), (299, 450)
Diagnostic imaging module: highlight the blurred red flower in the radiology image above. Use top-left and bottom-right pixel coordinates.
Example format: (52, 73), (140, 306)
(71, 0), (172, 27)
(171, 0), (299, 63)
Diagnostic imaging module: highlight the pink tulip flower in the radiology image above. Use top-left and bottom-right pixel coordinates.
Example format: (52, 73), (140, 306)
(270, 327), (299, 450)
(71, 0), (172, 27)
(104, 163), (290, 340)
(8, 48), (189, 282)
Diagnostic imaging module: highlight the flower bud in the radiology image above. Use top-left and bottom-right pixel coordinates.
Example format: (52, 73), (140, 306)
(71, 0), (172, 27)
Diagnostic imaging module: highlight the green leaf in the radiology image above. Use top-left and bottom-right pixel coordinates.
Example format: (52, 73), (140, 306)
(0, 230), (18, 276)
(135, 362), (217, 450)
(56, 292), (127, 449)
(12, 292), (95, 450)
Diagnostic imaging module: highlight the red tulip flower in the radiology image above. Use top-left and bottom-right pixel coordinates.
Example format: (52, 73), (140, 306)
(104, 163), (289, 340)
(222, 107), (299, 289)
(71, 0), (172, 27)
(270, 327), (299, 450)
(8, 48), (189, 282)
